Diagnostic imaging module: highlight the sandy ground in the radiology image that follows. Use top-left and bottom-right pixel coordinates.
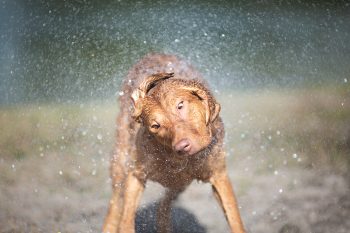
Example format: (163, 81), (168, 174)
(0, 146), (349, 233)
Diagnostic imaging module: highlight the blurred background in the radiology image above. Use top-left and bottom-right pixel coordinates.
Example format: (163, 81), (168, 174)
(0, 0), (349, 232)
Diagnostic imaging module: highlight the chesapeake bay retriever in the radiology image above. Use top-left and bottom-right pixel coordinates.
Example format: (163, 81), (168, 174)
(103, 53), (245, 233)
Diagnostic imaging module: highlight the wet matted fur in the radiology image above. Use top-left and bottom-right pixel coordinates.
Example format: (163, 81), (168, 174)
(103, 53), (245, 233)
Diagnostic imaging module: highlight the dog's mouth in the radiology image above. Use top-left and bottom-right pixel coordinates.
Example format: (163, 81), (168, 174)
(172, 151), (194, 161)
(175, 151), (192, 157)
(174, 146), (203, 157)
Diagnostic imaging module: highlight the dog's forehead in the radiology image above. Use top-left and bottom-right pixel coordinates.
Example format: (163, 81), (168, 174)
(142, 97), (171, 124)
(144, 88), (188, 119)
(144, 79), (201, 119)
(156, 81), (193, 101)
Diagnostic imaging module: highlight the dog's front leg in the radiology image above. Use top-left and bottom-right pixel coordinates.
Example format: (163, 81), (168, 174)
(103, 185), (124, 233)
(118, 171), (145, 233)
(103, 170), (144, 233)
(210, 171), (245, 233)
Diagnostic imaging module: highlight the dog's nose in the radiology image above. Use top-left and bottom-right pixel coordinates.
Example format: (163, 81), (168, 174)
(174, 139), (191, 154)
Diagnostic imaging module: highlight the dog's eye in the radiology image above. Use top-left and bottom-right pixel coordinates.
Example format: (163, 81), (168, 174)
(151, 123), (160, 130)
(177, 101), (184, 110)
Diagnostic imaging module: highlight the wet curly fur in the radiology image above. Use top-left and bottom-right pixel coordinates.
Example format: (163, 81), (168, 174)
(103, 53), (245, 233)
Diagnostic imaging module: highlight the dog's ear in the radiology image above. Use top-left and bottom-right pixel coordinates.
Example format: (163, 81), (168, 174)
(131, 72), (174, 122)
(209, 101), (221, 124)
(131, 89), (144, 123)
(139, 72), (174, 95)
(182, 85), (221, 125)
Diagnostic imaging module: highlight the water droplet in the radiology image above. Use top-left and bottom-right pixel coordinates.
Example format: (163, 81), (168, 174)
(344, 78), (348, 83)
(59, 170), (63, 175)
(292, 153), (298, 159)
(279, 188), (283, 193)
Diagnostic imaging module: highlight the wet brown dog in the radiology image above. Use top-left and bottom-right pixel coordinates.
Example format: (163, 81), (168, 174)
(103, 54), (245, 233)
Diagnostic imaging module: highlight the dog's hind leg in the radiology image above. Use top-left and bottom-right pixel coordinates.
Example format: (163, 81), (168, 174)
(156, 188), (183, 233)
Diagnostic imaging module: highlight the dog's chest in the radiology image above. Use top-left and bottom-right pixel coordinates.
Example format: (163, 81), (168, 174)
(134, 127), (215, 188)
(135, 147), (212, 188)
(146, 156), (211, 188)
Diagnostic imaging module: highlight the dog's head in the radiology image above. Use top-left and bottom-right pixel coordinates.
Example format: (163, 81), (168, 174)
(131, 73), (220, 156)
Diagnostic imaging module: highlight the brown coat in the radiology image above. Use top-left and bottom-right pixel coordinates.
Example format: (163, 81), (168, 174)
(103, 53), (245, 233)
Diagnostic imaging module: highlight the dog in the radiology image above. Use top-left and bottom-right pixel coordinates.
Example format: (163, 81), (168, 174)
(103, 53), (245, 233)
